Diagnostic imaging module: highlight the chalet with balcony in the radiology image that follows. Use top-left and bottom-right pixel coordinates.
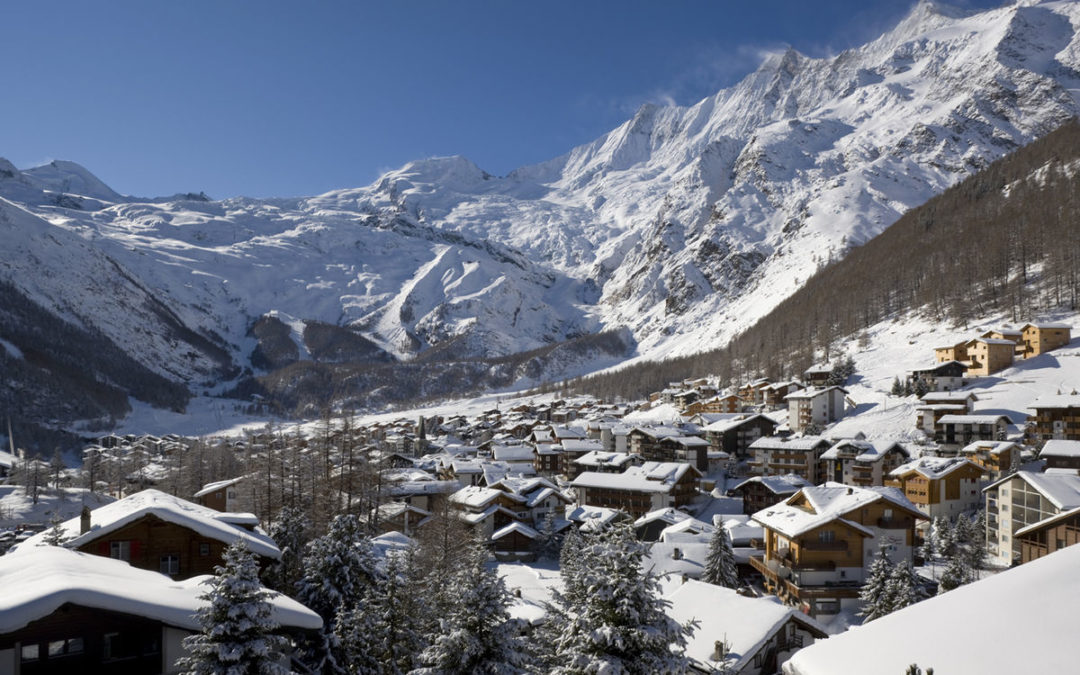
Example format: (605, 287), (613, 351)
(885, 457), (987, 520)
(686, 394), (743, 414)
(738, 378), (773, 405)
(748, 436), (831, 483)
(764, 381), (804, 409)
(983, 470), (1080, 566)
(730, 474), (812, 516)
(702, 413), (778, 461)
(1019, 322), (1071, 358)
(628, 426), (710, 471)
(1038, 439), (1080, 471)
(1026, 394), (1080, 445)
(785, 387), (848, 433)
(934, 414), (1010, 448)
(750, 484), (925, 618)
(819, 439), (910, 487)
(560, 438), (606, 478)
(571, 462), (702, 518)
(802, 365), (833, 388)
(960, 440), (1021, 481)
(572, 451), (640, 476)
(908, 360), (968, 392)
(1015, 505), (1080, 564)
(964, 337), (1014, 376)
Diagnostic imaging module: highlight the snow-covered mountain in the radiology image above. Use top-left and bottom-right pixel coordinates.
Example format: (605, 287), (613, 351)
(4, 0), (1080, 422)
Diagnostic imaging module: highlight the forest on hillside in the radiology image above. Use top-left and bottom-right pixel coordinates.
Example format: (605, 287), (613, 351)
(565, 119), (1080, 400)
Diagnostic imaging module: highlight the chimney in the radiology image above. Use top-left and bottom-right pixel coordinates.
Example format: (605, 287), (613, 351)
(672, 547), (682, 560)
(847, 487), (853, 495)
(80, 506), (91, 534)
(713, 640), (727, 661)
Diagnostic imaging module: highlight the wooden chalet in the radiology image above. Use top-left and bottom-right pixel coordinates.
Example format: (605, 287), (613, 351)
(571, 462), (701, 518)
(1026, 394), (1080, 445)
(1019, 322), (1071, 358)
(885, 457), (987, 520)
(1038, 439), (1080, 471)
(1016, 506), (1080, 564)
(16, 490), (280, 581)
(730, 475), (812, 516)
(750, 484), (926, 618)
(0, 547), (319, 675)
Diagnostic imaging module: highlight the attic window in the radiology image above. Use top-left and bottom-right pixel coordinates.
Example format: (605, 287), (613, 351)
(110, 540), (131, 562)
(819, 530), (835, 543)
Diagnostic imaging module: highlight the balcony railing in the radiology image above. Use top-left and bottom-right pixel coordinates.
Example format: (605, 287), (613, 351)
(877, 517), (916, 529)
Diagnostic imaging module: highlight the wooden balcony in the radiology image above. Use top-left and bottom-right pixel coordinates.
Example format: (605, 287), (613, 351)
(800, 540), (848, 552)
(783, 578), (863, 601)
(877, 517), (916, 529)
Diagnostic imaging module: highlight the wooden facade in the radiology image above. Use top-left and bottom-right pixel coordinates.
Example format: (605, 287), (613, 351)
(73, 515), (242, 580)
(1020, 323), (1071, 358)
(1027, 400), (1080, 444)
(964, 338), (1014, 376)
(1017, 509), (1080, 563)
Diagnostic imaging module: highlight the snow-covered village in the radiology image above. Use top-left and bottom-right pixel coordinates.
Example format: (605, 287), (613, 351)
(5, 1), (1080, 673)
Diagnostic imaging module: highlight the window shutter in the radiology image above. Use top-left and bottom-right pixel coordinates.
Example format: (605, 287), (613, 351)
(131, 540), (141, 558)
(99, 541), (109, 555)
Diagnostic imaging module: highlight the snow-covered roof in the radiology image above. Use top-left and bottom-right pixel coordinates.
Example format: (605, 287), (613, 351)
(193, 476), (245, 498)
(1027, 394), (1080, 410)
(749, 436), (829, 452)
(560, 438), (605, 453)
(971, 337), (1016, 345)
(492, 445), (535, 462)
(961, 440), (1018, 456)
(490, 521), (539, 541)
(1022, 322), (1071, 330)
(702, 414), (770, 434)
(0, 546), (320, 635)
(573, 450), (636, 468)
(936, 414), (1009, 425)
(564, 505), (625, 532)
(785, 386), (847, 400)
(449, 485), (516, 509)
(1040, 439), (1080, 458)
(571, 462), (699, 493)
(889, 456), (983, 480)
(15, 489), (280, 560)
(731, 474), (812, 495)
(920, 391), (977, 403)
(634, 507), (692, 528)
(752, 483), (922, 539)
(668, 580), (827, 673)
(784, 543), (1080, 675)
(985, 471), (1080, 511)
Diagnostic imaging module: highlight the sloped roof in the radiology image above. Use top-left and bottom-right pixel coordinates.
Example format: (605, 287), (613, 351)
(731, 474), (812, 495)
(16, 489), (280, 560)
(785, 544), (1080, 675)
(889, 456), (984, 480)
(668, 580), (828, 674)
(752, 483), (923, 538)
(1040, 439), (1080, 458)
(0, 546), (320, 635)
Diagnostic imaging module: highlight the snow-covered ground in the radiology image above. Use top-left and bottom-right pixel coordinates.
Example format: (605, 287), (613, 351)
(0, 486), (115, 529)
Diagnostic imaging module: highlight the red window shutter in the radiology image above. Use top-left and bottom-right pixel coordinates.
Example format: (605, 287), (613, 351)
(99, 541), (109, 555)
(131, 540), (141, 558)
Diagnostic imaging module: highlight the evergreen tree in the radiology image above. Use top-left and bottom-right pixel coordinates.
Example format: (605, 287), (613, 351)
(702, 524), (739, 589)
(912, 377), (929, 398)
(178, 540), (289, 675)
(858, 543), (896, 623)
(43, 513), (68, 546)
(536, 510), (561, 560)
(890, 377), (905, 397)
(937, 555), (966, 595)
(412, 537), (530, 675)
(886, 562), (926, 613)
(338, 548), (427, 675)
(295, 513), (380, 674)
(265, 504), (311, 593)
(549, 525), (694, 674)
(558, 526), (585, 606)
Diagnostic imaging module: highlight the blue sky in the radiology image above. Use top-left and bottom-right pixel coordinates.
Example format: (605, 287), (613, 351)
(0, 0), (1004, 198)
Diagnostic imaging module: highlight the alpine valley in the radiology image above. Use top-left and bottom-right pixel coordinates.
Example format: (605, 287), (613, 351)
(4, 0), (1080, 437)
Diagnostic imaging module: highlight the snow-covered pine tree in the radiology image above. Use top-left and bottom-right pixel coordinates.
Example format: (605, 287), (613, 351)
(550, 524), (694, 674)
(890, 377), (905, 397)
(337, 545), (427, 675)
(937, 554), (966, 595)
(702, 523), (739, 589)
(265, 504), (311, 593)
(858, 542), (896, 622)
(43, 513), (68, 546)
(412, 536), (530, 675)
(536, 510), (561, 560)
(955, 512), (986, 583)
(558, 525), (585, 606)
(886, 562), (926, 613)
(178, 540), (289, 675)
(295, 513), (380, 674)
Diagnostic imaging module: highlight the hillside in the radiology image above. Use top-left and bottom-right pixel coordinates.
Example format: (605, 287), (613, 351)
(6, 1), (1080, 441)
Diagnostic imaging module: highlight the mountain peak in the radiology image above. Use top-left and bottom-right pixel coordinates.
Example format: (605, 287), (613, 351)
(22, 159), (123, 202)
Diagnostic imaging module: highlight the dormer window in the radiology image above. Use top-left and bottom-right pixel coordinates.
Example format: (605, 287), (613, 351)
(819, 530), (835, 543)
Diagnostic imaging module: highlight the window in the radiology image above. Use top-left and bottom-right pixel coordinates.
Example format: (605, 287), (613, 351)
(199, 543), (211, 556)
(160, 554), (180, 576)
(819, 530), (835, 543)
(21, 644), (39, 662)
(110, 540), (131, 562)
(47, 639), (82, 658)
